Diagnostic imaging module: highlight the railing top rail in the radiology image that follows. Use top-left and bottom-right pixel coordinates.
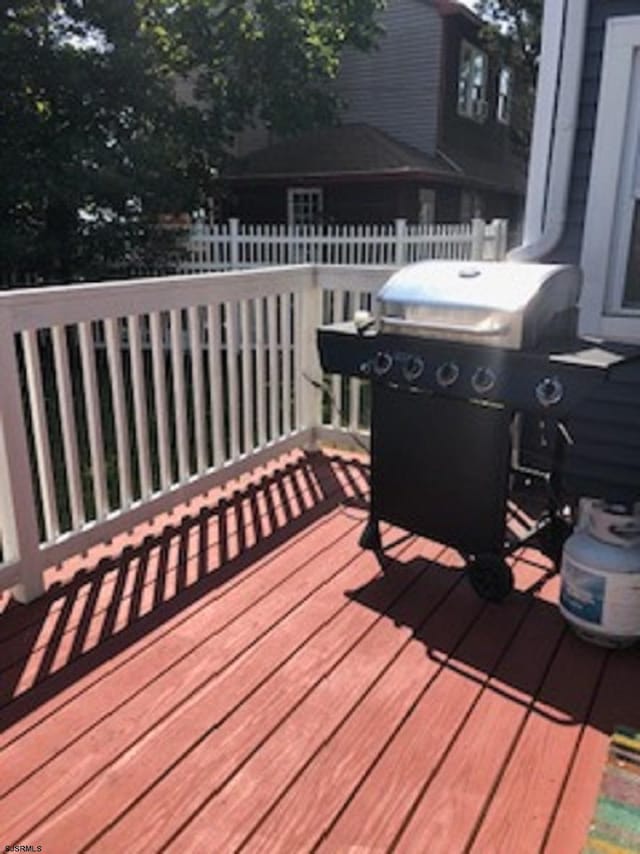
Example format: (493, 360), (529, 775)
(0, 265), (315, 332)
(315, 265), (396, 294)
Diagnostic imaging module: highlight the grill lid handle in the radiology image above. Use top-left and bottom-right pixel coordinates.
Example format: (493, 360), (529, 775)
(384, 317), (512, 337)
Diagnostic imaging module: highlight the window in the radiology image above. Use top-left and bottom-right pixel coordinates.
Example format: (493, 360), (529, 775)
(580, 17), (640, 342)
(460, 190), (484, 223)
(497, 67), (513, 125)
(458, 41), (488, 122)
(287, 188), (323, 226)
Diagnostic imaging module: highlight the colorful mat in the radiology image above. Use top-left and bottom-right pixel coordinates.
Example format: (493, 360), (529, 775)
(584, 727), (640, 853)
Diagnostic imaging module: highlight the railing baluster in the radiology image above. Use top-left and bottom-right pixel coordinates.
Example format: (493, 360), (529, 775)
(267, 294), (279, 440)
(294, 291), (302, 431)
(52, 324), (85, 528)
(104, 317), (132, 509)
(170, 309), (189, 482)
(331, 291), (342, 427)
(280, 292), (292, 436)
(255, 297), (267, 447)
(128, 314), (152, 499)
(188, 305), (207, 474)
(22, 329), (60, 541)
(150, 312), (171, 489)
(240, 299), (254, 454)
(207, 304), (225, 466)
(349, 292), (361, 433)
(78, 321), (108, 520)
(225, 301), (241, 460)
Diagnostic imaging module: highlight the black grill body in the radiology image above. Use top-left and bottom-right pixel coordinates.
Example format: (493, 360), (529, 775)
(370, 386), (511, 555)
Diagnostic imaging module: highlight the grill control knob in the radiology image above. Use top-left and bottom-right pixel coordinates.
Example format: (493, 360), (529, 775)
(536, 376), (564, 408)
(373, 351), (394, 377)
(472, 366), (497, 395)
(436, 361), (460, 388)
(403, 355), (425, 383)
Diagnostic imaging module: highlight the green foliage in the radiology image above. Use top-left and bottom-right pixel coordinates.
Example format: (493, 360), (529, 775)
(473, 0), (542, 153)
(0, 0), (385, 283)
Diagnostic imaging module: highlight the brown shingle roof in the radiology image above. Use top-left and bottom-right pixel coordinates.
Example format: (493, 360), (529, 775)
(224, 124), (524, 192)
(226, 124), (525, 194)
(227, 124), (456, 181)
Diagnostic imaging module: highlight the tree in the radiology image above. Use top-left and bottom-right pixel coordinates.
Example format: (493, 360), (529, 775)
(473, 0), (542, 153)
(0, 1), (385, 284)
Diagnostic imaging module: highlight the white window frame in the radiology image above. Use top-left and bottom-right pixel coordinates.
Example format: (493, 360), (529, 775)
(580, 16), (640, 343)
(497, 67), (513, 125)
(457, 41), (488, 122)
(287, 187), (323, 226)
(460, 189), (483, 223)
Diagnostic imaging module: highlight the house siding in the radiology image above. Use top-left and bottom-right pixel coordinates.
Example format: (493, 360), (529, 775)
(337, 0), (443, 156)
(552, 0), (640, 264)
(564, 360), (640, 504)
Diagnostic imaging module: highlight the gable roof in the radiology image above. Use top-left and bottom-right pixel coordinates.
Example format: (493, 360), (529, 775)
(224, 124), (526, 195)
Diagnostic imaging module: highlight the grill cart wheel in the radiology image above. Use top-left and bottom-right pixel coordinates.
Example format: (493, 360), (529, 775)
(468, 555), (514, 602)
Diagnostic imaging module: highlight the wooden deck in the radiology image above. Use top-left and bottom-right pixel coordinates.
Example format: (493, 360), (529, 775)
(1, 449), (639, 854)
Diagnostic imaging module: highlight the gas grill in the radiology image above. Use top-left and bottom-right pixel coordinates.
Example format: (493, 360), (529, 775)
(318, 260), (634, 600)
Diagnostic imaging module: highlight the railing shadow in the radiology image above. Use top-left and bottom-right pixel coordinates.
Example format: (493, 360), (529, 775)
(0, 450), (370, 731)
(346, 556), (640, 736)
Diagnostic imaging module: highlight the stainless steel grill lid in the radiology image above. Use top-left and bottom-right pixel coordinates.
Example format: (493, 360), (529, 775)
(377, 260), (582, 349)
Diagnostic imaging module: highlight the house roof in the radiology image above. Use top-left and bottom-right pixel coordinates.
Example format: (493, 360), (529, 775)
(224, 124), (526, 195)
(432, 0), (482, 26)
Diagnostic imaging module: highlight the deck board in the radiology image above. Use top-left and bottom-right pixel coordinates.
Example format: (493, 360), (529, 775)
(0, 511), (362, 827)
(1, 449), (639, 854)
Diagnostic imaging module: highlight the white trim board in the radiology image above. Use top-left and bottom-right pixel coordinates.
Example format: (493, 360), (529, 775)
(580, 15), (640, 343)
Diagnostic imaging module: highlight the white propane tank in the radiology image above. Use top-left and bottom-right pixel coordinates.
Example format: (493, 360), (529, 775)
(560, 500), (640, 647)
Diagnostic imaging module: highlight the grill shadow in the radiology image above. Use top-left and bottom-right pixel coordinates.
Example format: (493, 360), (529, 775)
(346, 553), (640, 736)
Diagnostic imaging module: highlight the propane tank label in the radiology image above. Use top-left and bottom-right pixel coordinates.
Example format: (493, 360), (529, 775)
(560, 555), (640, 634)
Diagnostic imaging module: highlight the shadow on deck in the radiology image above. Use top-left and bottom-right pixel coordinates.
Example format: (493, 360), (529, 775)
(0, 450), (368, 730)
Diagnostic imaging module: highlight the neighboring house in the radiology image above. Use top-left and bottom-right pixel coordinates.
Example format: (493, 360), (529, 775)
(218, 0), (526, 227)
(511, 0), (640, 346)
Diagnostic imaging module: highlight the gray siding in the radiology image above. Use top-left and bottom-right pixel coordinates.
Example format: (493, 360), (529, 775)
(564, 359), (640, 503)
(336, 0), (442, 156)
(552, 0), (640, 264)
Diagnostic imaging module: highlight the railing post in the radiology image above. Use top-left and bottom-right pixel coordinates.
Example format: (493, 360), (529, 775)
(394, 218), (408, 266)
(229, 218), (240, 270)
(298, 268), (323, 442)
(0, 308), (45, 603)
(493, 218), (509, 259)
(471, 218), (486, 260)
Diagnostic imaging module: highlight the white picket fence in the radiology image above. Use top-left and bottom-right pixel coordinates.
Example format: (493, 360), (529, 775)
(179, 217), (509, 273)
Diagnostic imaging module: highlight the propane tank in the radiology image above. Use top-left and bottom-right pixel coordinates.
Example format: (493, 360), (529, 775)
(559, 500), (640, 647)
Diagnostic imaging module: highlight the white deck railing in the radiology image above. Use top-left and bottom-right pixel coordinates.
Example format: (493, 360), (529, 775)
(0, 265), (393, 603)
(179, 218), (509, 273)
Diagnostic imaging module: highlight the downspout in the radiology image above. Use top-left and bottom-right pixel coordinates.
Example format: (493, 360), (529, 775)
(509, 0), (590, 261)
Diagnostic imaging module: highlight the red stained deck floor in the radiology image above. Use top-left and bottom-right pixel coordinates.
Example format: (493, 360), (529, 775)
(1, 449), (639, 854)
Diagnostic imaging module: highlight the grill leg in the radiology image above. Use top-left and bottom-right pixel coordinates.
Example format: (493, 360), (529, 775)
(359, 517), (382, 552)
